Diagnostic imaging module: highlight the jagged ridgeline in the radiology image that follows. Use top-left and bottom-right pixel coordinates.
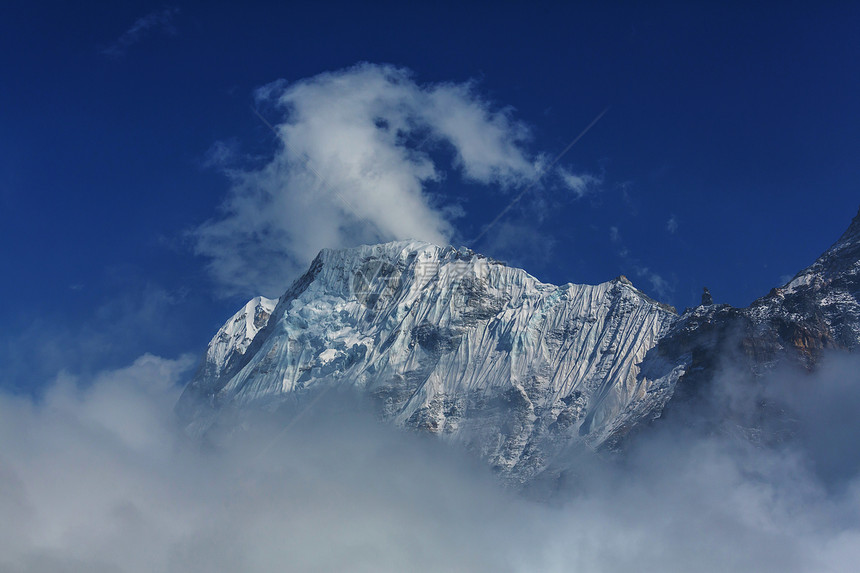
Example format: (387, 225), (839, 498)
(178, 208), (860, 485)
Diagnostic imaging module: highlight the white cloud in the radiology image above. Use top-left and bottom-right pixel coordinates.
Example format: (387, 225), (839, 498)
(0, 355), (528, 572)
(193, 63), (595, 298)
(0, 354), (195, 569)
(667, 214), (678, 233)
(635, 265), (673, 300)
(202, 139), (241, 170)
(101, 7), (180, 59)
(558, 168), (601, 199)
(2, 352), (860, 571)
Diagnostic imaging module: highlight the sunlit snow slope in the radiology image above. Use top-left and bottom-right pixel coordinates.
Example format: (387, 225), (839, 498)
(179, 241), (680, 482)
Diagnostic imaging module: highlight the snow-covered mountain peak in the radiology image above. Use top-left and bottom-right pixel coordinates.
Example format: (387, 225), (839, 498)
(179, 240), (682, 482)
(200, 295), (278, 378)
(178, 208), (860, 485)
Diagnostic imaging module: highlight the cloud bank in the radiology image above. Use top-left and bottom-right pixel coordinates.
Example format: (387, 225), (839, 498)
(193, 63), (595, 298)
(2, 351), (860, 572)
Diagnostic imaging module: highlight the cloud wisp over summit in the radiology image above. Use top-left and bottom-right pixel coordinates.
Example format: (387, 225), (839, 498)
(192, 63), (598, 298)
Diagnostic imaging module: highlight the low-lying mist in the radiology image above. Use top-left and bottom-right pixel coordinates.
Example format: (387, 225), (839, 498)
(2, 352), (859, 572)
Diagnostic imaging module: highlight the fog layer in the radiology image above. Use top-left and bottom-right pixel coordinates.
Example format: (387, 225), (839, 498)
(2, 352), (859, 572)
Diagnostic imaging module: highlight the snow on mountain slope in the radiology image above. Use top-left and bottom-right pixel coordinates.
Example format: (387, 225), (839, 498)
(178, 241), (680, 482)
(206, 296), (279, 376)
(176, 296), (277, 421)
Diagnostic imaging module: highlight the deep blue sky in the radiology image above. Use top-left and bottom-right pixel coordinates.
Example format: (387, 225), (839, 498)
(2, 1), (858, 391)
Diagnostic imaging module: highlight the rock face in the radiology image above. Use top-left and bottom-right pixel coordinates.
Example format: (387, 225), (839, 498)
(178, 241), (680, 483)
(620, 206), (860, 446)
(178, 207), (860, 484)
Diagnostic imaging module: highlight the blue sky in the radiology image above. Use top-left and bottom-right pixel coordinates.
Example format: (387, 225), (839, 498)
(1, 1), (858, 391)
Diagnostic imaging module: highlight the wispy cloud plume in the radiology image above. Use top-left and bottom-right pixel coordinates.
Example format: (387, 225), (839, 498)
(635, 265), (673, 300)
(193, 63), (596, 298)
(102, 7), (180, 59)
(557, 168), (601, 199)
(667, 214), (678, 233)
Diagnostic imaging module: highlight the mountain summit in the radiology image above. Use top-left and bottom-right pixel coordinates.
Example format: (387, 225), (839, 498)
(179, 241), (681, 482)
(178, 209), (860, 484)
